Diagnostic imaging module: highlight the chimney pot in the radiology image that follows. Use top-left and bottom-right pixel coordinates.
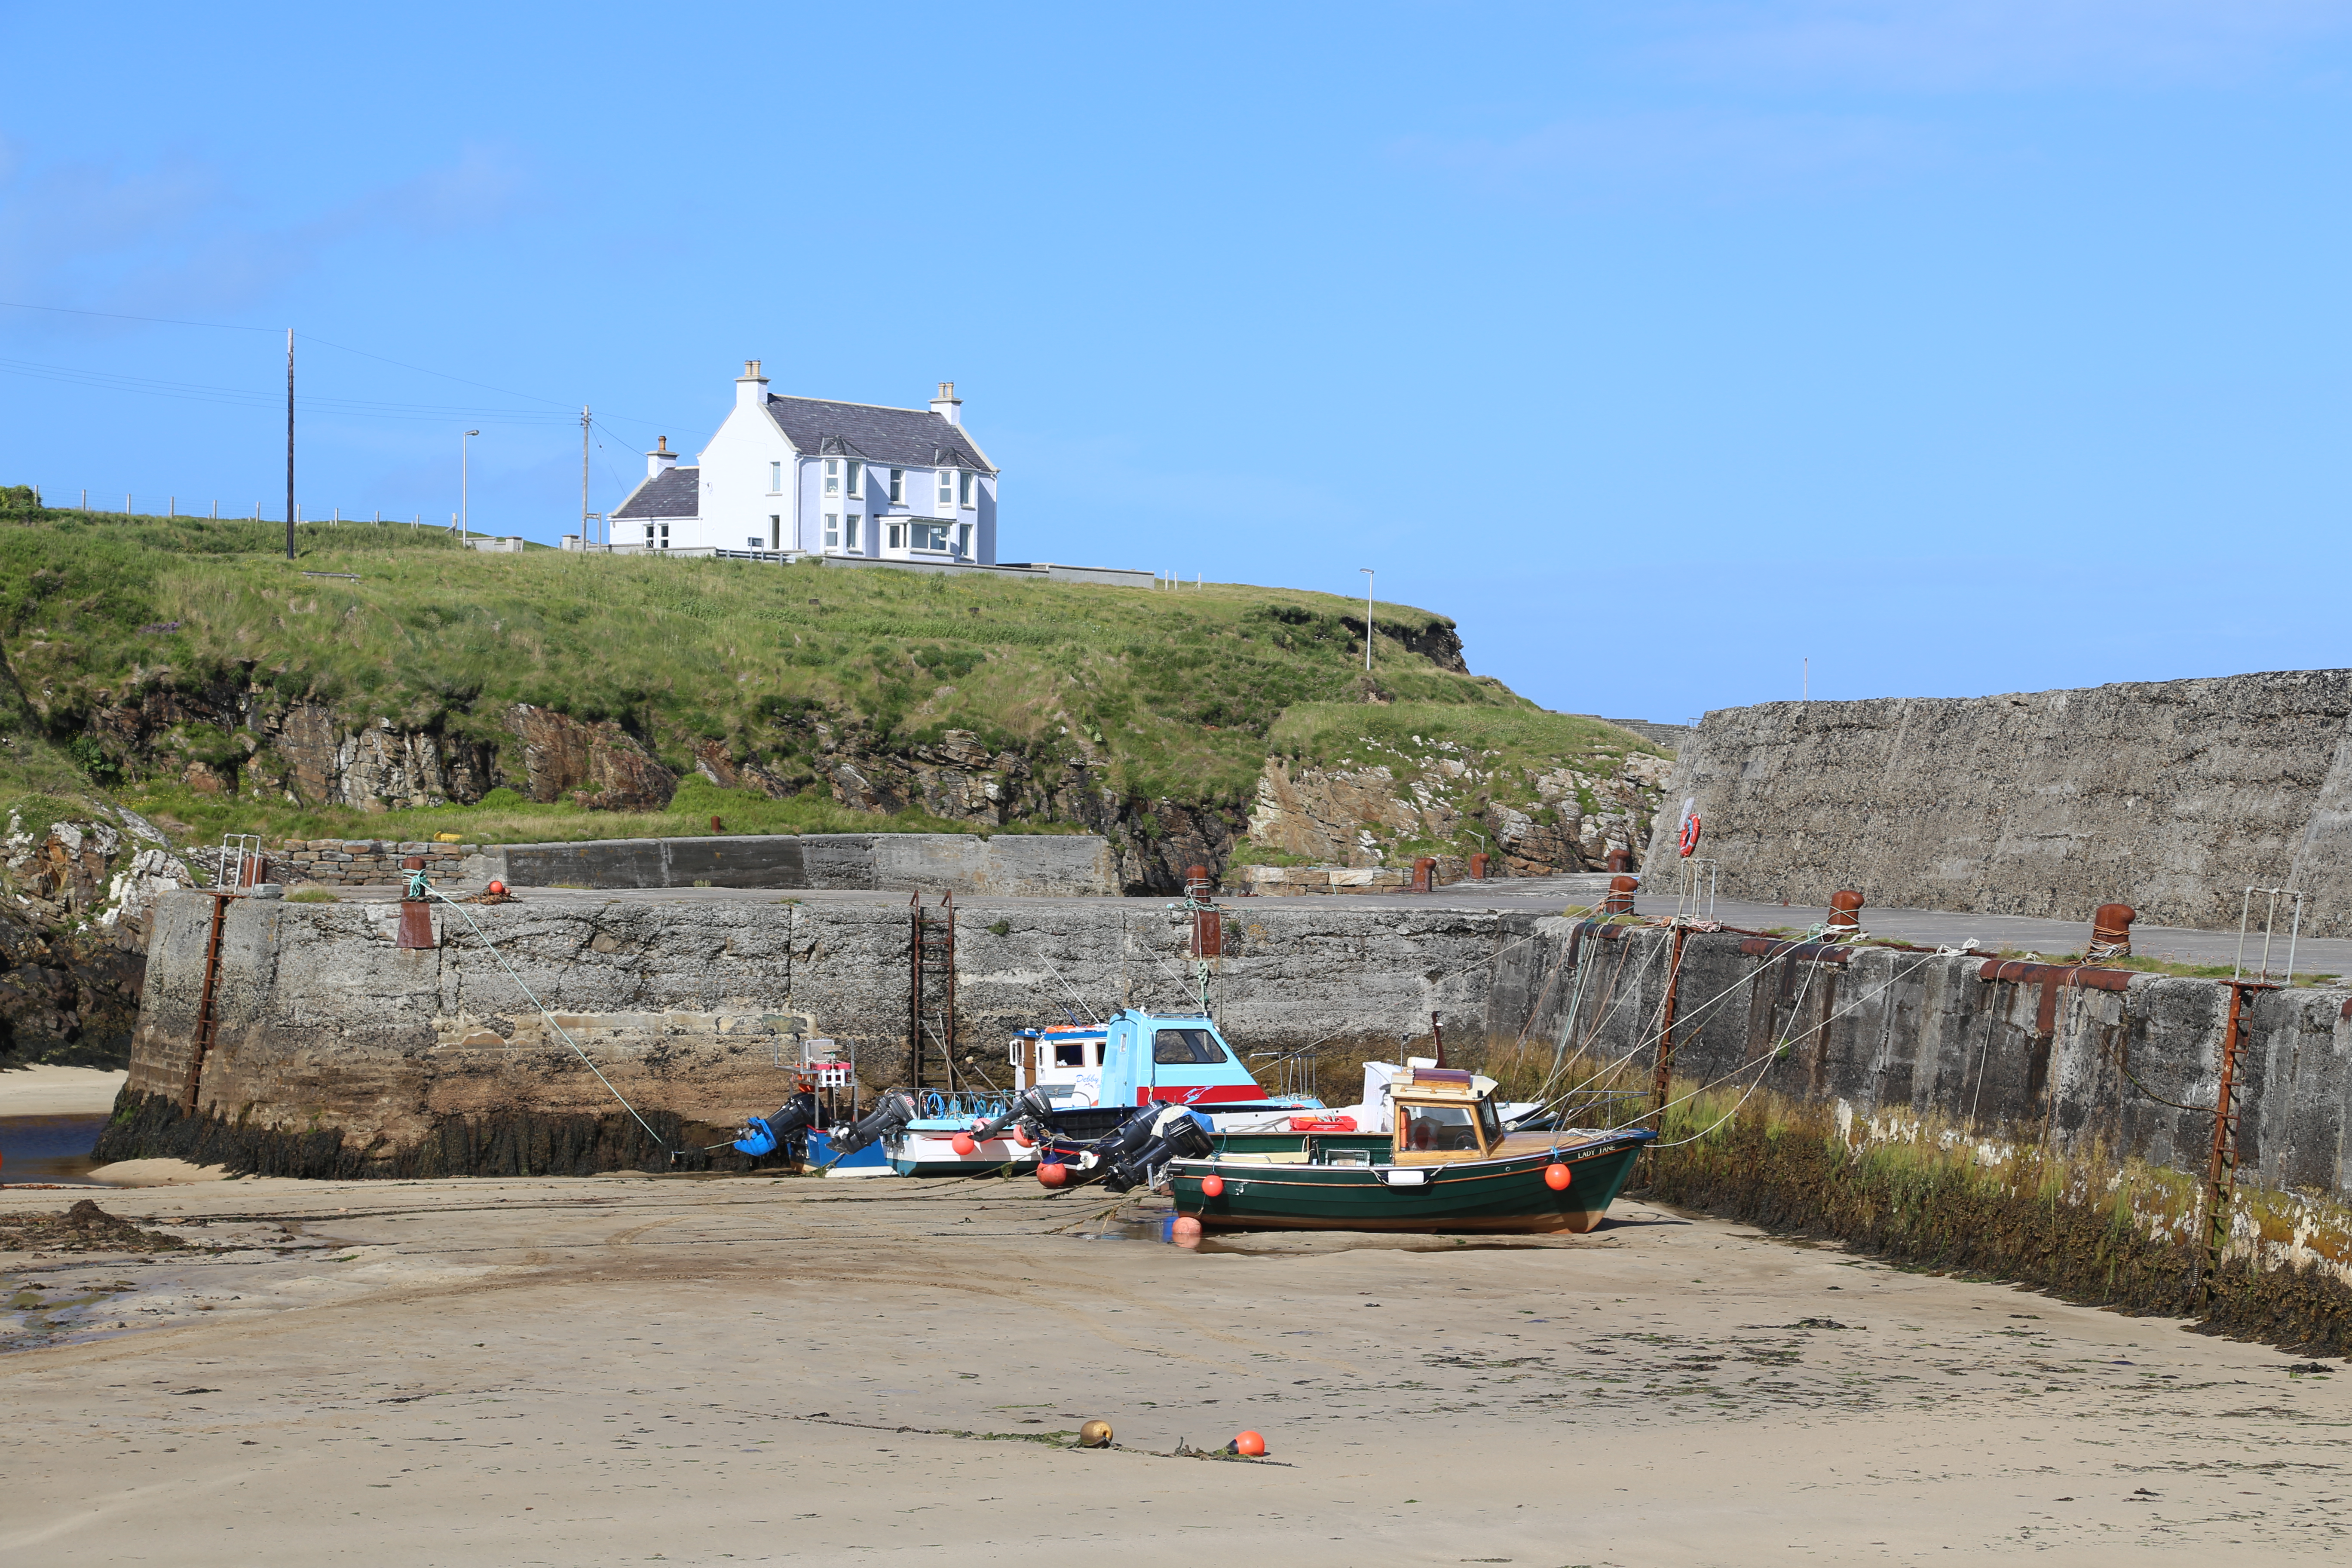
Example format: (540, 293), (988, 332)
(930, 380), (963, 426)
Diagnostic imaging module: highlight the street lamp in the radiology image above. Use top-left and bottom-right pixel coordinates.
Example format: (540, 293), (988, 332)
(1359, 567), (1375, 671)
(460, 429), (480, 539)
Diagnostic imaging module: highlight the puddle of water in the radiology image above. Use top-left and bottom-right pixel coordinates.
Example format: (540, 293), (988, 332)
(0, 1114), (110, 1184)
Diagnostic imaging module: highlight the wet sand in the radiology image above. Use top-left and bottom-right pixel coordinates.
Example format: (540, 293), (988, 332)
(1, 1174), (2346, 1565)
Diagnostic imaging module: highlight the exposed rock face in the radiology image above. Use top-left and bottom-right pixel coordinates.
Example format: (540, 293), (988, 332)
(1642, 670), (2352, 934)
(1246, 740), (1669, 875)
(504, 704), (677, 809)
(86, 686), (496, 809)
(0, 808), (183, 1067)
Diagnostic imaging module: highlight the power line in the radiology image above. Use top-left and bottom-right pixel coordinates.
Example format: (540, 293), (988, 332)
(0, 298), (276, 333)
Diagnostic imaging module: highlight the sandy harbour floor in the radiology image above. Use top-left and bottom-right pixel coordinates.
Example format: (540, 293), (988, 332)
(1, 1173), (2347, 1566)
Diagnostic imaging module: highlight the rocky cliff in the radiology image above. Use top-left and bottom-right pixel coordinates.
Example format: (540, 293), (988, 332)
(1244, 729), (1671, 876)
(1642, 669), (2352, 934)
(0, 805), (193, 1066)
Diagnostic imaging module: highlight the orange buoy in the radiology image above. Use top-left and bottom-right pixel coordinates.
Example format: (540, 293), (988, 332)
(1037, 1161), (1069, 1188)
(1231, 1430), (1267, 1457)
(1172, 1215), (1204, 1241)
(486, 879), (506, 897)
(1200, 1174), (1225, 1198)
(1544, 1163), (1571, 1191)
(951, 1133), (977, 1156)
(1013, 1126), (1035, 1148)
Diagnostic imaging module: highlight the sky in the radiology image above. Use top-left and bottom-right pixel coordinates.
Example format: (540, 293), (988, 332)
(5, 1), (2352, 724)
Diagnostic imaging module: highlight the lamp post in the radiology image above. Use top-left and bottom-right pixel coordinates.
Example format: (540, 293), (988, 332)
(1359, 567), (1375, 672)
(459, 429), (480, 539)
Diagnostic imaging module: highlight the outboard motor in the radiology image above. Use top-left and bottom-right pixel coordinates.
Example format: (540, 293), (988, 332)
(968, 1085), (1057, 1146)
(1099, 1104), (1216, 1194)
(731, 1092), (818, 1158)
(826, 1090), (919, 1157)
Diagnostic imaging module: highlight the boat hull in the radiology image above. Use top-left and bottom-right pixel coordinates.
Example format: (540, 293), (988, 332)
(1169, 1133), (1654, 1234)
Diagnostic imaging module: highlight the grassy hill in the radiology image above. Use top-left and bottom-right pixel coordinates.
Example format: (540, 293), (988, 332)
(0, 492), (1592, 856)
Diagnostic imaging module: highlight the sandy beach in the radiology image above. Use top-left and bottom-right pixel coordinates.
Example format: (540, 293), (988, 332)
(1, 1173), (2345, 1565)
(0, 1065), (126, 1118)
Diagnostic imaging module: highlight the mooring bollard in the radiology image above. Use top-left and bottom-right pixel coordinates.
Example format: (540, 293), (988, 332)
(1827, 889), (1865, 930)
(1186, 863), (1212, 899)
(2088, 902), (2136, 960)
(1413, 857), (1438, 894)
(398, 857), (434, 949)
(1468, 851), (1490, 881)
(1603, 874), (1637, 914)
(1606, 848), (1633, 875)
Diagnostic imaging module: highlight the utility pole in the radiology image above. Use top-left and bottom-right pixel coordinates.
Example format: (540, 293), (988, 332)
(284, 329), (296, 560)
(460, 429), (479, 539)
(1359, 567), (1375, 671)
(580, 406), (592, 547)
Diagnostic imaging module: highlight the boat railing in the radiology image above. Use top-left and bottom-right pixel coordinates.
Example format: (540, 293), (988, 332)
(915, 1090), (1014, 1124)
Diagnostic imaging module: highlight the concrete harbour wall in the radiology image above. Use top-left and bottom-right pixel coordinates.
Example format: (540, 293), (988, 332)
(463, 833), (1118, 897)
(1642, 669), (2352, 935)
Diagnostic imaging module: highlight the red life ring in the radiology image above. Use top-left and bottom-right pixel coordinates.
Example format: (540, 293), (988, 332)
(1677, 800), (1702, 858)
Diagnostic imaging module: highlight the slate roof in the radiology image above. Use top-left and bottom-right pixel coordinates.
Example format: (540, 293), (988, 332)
(763, 396), (994, 472)
(611, 465), (700, 520)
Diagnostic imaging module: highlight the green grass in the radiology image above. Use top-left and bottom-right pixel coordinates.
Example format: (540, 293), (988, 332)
(1, 497), (1522, 836)
(1269, 702), (1662, 772)
(133, 774), (1089, 847)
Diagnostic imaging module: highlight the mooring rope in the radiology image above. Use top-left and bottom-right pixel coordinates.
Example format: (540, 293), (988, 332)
(425, 886), (669, 1149)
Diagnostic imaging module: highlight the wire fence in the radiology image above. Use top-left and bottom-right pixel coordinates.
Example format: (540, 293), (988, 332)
(20, 484), (452, 528)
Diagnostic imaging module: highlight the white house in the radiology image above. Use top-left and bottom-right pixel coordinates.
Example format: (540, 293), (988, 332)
(609, 363), (998, 563)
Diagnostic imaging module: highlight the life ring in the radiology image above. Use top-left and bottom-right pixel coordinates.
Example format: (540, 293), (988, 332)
(1677, 799), (1702, 858)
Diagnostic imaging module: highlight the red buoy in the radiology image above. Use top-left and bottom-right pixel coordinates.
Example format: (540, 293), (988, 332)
(1544, 1163), (1572, 1191)
(1037, 1161), (1069, 1188)
(487, 880), (506, 897)
(1232, 1430), (1267, 1457)
(951, 1133), (977, 1157)
(1172, 1216), (1204, 1242)
(1013, 1127), (1035, 1148)
(1201, 1174), (1225, 1198)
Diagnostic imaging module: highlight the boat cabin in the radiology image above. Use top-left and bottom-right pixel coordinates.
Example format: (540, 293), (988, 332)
(1008, 1010), (1264, 1108)
(1390, 1067), (1505, 1163)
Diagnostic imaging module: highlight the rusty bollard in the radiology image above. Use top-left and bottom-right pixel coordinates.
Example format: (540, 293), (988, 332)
(2088, 903), (2135, 960)
(1603, 874), (1637, 915)
(1412, 857), (1438, 894)
(1468, 851), (1490, 881)
(1606, 848), (1634, 875)
(1827, 889), (1865, 931)
(397, 856), (434, 949)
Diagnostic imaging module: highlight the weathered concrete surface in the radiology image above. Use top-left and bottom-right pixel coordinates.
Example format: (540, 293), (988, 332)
(465, 832), (1118, 897)
(120, 890), (1503, 1165)
(1484, 921), (2352, 1229)
(1641, 669), (2352, 935)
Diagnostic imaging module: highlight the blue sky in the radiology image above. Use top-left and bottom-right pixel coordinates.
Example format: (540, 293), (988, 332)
(5, 2), (2351, 724)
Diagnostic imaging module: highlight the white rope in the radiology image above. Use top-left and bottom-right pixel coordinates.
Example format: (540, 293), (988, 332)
(427, 889), (668, 1148)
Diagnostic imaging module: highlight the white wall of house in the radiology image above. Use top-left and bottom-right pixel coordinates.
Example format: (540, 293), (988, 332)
(690, 364), (800, 552)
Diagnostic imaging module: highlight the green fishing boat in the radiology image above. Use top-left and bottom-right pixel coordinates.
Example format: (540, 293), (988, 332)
(1167, 1066), (1654, 1234)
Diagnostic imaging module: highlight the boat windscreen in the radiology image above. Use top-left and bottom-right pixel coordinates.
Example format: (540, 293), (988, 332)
(1153, 1028), (1225, 1065)
(1400, 1103), (1483, 1153)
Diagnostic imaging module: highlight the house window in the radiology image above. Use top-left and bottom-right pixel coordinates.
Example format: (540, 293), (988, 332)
(846, 462), (863, 499)
(908, 521), (949, 551)
(959, 471), (975, 508)
(824, 512), (839, 549)
(846, 514), (861, 551)
(824, 460), (839, 496)
(956, 522), (971, 557)
(887, 521), (905, 550)
(769, 515), (781, 549)
(888, 468), (904, 503)
(644, 523), (655, 546)
(769, 462), (782, 493)
(937, 469), (954, 505)
(658, 524), (670, 549)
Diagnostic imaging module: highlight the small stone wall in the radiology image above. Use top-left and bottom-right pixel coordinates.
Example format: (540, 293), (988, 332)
(275, 839), (477, 887)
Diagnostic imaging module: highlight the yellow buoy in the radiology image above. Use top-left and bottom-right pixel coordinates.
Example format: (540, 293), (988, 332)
(1078, 1420), (1113, 1448)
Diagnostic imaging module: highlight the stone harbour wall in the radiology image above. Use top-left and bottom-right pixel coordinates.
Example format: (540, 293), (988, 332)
(1642, 669), (2352, 936)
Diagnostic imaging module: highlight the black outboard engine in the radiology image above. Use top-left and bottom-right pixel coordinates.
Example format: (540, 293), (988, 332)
(1098, 1105), (1216, 1194)
(730, 1092), (818, 1158)
(826, 1090), (919, 1157)
(969, 1085), (1057, 1146)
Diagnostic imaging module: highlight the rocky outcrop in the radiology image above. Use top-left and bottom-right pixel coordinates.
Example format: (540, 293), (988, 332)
(1642, 670), (2352, 934)
(0, 807), (188, 1067)
(504, 704), (676, 809)
(84, 685), (496, 809)
(1245, 739), (1669, 875)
